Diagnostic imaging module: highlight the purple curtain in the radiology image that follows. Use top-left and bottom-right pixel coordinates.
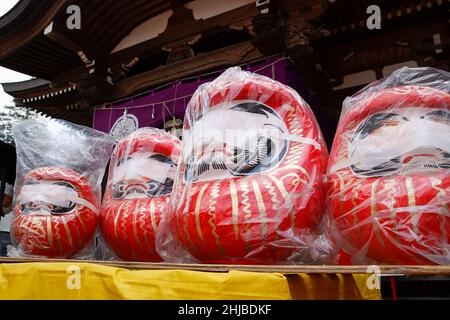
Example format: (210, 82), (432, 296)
(93, 56), (313, 133)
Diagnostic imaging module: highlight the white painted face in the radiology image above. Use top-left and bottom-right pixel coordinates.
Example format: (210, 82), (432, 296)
(18, 181), (78, 216)
(183, 100), (289, 183)
(348, 107), (450, 177)
(112, 151), (177, 199)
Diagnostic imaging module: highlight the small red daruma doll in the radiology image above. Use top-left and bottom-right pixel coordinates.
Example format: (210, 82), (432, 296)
(163, 67), (329, 264)
(11, 118), (114, 259)
(100, 128), (181, 261)
(12, 167), (99, 258)
(327, 67), (450, 265)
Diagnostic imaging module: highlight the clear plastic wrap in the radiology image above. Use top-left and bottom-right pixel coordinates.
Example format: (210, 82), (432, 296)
(100, 128), (181, 261)
(326, 67), (450, 265)
(10, 118), (114, 259)
(157, 67), (332, 264)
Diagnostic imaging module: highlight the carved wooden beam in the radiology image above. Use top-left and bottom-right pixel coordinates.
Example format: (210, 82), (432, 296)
(107, 41), (262, 101)
(313, 18), (448, 82)
(314, 19), (448, 59)
(44, 18), (107, 62)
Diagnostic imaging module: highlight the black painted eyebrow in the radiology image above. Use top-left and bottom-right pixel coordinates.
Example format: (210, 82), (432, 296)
(425, 110), (450, 120)
(263, 123), (285, 134)
(149, 154), (176, 166)
(354, 112), (399, 140)
(194, 102), (280, 122)
(116, 156), (131, 167)
(230, 102), (279, 118)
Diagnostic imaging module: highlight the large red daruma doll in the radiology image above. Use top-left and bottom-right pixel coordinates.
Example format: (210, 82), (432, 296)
(12, 167), (99, 258)
(164, 67), (329, 264)
(101, 128), (180, 261)
(328, 67), (450, 265)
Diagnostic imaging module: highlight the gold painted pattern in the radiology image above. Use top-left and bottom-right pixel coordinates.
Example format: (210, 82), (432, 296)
(114, 201), (128, 240)
(77, 214), (87, 233)
(229, 179), (239, 240)
(31, 218), (47, 250)
(181, 192), (199, 254)
(431, 179), (446, 197)
(279, 172), (308, 187)
(54, 220), (63, 254)
(207, 182), (224, 255)
(283, 144), (310, 180)
(21, 217), (35, 246)
(283, 105), (312, 181)
(268, 175), (294, 231)
(137, 204), (149, 246)
(262, 178), (279, 212)
(120, 202), (130, 242)
(384, 181), (400, 242)
(431, 178), (448, 245)
(132, 200), (142, 249)
(73, 221), (83, 248)
(286, 104), (303, 135)
(351, 183), (360, 228)
(371, 180), (386, 247)
(252, 180), (267, 238)
(194, 184), (209, 242)
(46, 217), (53, 250)
(405, 177), (419, 234)
(337, 172), (346, 218)
(239, 180), (252, 254)
(149, 199), (157, 232)
(62, 218), (73, 248)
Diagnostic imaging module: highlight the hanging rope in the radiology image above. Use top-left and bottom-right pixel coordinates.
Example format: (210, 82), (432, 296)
(173, 81), (179, 121)
(162, 102), (166, 130)
(163, 102), (174, 119)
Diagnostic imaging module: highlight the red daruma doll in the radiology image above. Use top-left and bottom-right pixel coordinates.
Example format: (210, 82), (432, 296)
(11, 119), (114, 258)
(327, 67), (450, 265)
(158, 67), (330, 264)
(101, 128), (181, 261)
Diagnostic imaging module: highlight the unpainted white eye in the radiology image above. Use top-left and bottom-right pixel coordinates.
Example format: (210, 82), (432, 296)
(146, 182), (158, 192)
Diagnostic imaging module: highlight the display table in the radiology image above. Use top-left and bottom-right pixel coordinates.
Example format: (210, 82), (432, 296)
(9, 258), (450, 300)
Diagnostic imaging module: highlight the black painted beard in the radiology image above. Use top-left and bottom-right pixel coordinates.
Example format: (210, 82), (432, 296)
(20, 200), (77, 215)
(186, 137), (275, 182)
(351, 151), (450, 177)
(112, 179), (174, 199)
(20, 181), (77, 215)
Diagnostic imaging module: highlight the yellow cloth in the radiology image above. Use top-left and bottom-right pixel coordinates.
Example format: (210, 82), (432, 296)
(0, 263), (380, 300)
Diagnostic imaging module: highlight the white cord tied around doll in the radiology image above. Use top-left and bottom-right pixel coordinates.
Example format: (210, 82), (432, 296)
(329, 118), (450, 173)
(16, 183), (99, 214)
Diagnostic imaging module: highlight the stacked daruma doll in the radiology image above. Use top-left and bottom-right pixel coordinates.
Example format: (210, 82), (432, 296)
(158, 67), (329, 264)
(327, 67), (450, 265)
(11, 119), (114, 258)
(101, 128), (181, 261)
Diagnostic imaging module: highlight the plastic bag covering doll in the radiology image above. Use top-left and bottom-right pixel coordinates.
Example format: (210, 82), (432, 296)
(327, 67), (450, 265)
(11, 118), (114, 258)
(100, 128), (181, 261)
(157, 67), (330, 264)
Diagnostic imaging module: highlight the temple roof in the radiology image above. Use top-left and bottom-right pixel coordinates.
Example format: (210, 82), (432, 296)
(2, 78), (49, 95)
(0, 0), (189, 79)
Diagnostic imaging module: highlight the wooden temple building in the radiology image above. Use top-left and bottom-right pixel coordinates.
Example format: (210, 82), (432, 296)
(0, 0), (448, 130)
